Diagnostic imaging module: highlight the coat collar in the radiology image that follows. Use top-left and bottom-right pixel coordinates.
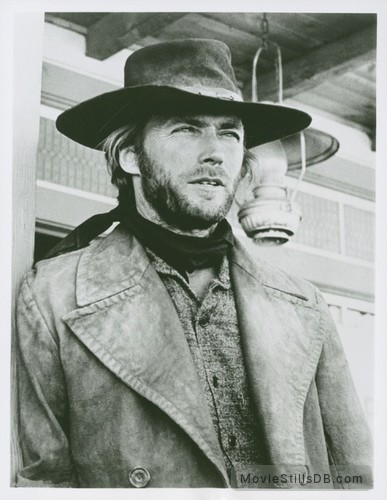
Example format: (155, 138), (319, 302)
(230, 237), (309, 301)
(75, 225), (309, 307)
(75, 226), (150, 307)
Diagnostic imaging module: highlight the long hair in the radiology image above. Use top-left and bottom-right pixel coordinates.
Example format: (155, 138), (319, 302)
(101, 121), (146, 191)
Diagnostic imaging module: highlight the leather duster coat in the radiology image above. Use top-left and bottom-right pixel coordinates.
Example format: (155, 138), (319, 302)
(15, 226), (372, 488)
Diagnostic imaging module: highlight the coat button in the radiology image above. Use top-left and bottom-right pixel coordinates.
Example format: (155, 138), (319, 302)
(198, 313), (210, 327)
(128, 467), (151, 488)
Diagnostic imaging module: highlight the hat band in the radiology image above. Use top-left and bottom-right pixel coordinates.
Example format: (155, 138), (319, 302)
(176, 85), (243, 102)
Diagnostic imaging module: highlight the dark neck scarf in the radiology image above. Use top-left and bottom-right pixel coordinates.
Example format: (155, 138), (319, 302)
(42, 182), (234, 274)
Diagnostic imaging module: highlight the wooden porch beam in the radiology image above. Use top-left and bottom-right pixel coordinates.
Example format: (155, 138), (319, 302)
(86, 12), (186, 60)
(243, 24), (376, 101)
(12, 12), (45, 485)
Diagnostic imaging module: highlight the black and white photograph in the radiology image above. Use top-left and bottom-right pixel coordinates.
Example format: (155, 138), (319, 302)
(3, 1), (387, 497)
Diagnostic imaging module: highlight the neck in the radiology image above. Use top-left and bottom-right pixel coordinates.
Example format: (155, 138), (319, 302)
(132, 176), (218, 238)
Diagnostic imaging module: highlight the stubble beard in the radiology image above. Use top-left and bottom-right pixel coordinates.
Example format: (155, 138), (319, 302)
(136, 146), (241, 230)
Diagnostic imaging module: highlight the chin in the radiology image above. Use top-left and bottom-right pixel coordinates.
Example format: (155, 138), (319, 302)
(173, 203), (230, 230)
(187, 191), (231, 212)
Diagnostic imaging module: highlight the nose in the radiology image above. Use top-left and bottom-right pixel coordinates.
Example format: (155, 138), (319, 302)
(198, 130), (224, 166)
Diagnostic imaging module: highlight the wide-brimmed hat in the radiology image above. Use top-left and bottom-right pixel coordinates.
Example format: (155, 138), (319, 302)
(56, 38), (311, 149)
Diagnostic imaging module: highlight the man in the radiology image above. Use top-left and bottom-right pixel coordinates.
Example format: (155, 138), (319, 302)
(15, 39), (372, 488)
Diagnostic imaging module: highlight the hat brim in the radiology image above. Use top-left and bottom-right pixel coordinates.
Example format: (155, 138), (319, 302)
(56, 85), (311, 150)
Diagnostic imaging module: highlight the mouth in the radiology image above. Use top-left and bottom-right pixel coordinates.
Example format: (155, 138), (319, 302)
(189, 177), (225, 187)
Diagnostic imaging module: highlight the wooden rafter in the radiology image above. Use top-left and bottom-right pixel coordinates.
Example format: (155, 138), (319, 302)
(242, 24), (376, 101)
(86, 13), (187, 60)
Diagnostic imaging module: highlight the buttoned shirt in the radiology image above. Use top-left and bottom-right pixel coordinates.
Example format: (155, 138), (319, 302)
(146, 250), (265, 475)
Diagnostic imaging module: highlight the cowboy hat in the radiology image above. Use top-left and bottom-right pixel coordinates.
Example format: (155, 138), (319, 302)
(56, 38), (311, 149)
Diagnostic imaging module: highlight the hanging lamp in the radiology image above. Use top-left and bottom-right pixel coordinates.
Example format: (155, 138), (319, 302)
(238, 14), (339, 245)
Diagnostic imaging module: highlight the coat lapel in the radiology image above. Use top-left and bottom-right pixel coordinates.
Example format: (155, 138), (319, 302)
(62, 227), (228, 485)
(230, 239), (325, 466)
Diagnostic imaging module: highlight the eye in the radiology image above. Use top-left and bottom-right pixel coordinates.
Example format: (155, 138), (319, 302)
(221, 130), (241, 141)
(173, 126), (197, 134)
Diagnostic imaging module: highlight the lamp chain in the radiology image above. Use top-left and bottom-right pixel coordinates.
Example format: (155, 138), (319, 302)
(261, 14), (269, 48)
(252, 13), (283, 104)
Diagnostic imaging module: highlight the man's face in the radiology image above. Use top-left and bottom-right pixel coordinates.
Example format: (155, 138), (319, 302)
(134, 113), (245, 230)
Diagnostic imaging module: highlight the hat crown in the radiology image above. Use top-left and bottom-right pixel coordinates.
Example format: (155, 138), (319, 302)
(124, 38), (241, 97)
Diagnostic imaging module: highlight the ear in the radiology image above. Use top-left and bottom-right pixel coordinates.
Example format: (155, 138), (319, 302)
(119, 147), (141, 175)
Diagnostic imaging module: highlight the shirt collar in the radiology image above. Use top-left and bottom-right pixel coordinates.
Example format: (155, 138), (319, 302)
(146, 248), (231, 291)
